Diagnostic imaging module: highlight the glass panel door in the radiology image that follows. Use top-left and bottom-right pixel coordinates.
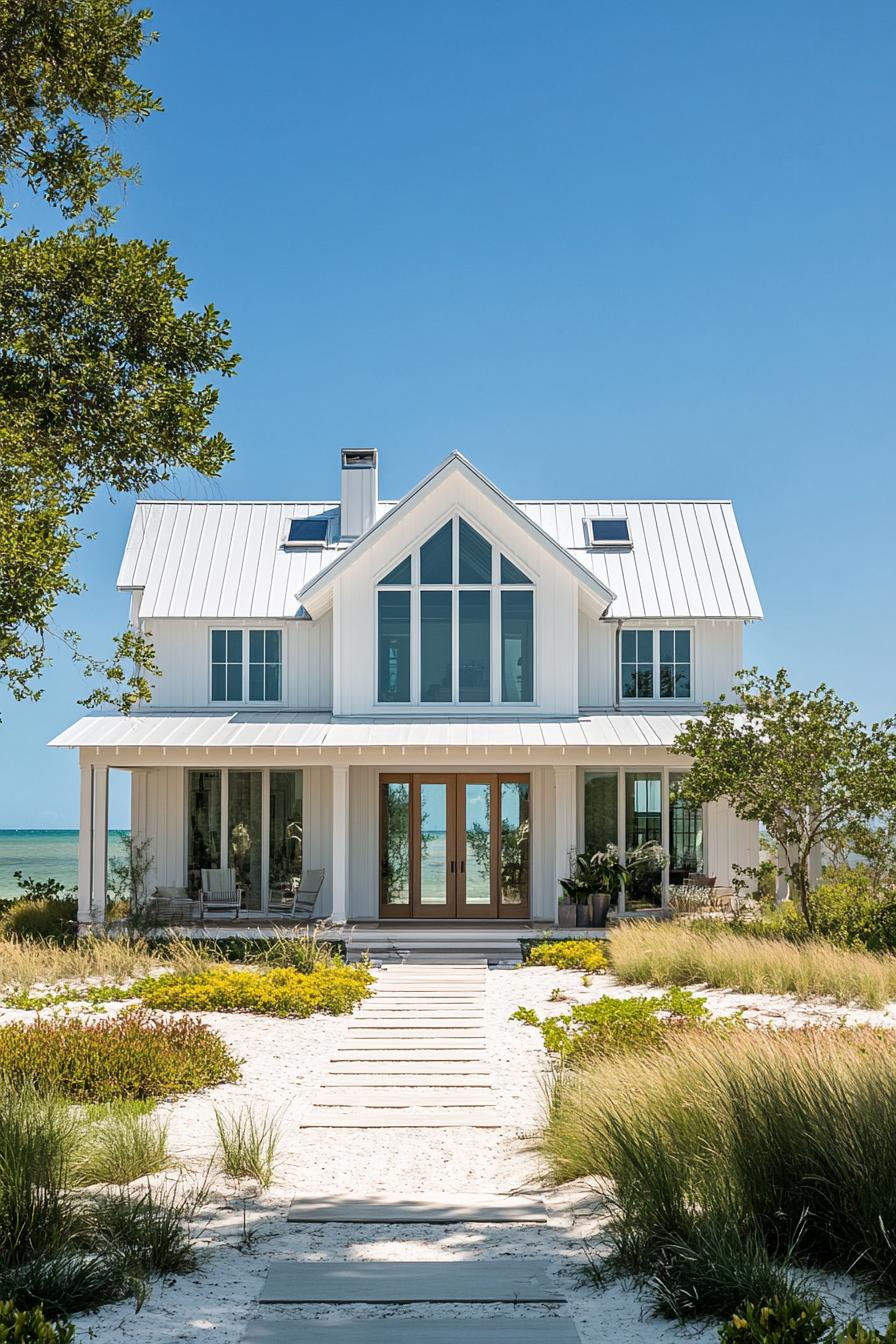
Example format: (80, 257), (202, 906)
(186, 769), (221, 893)
(413, 777), (455, 917)
(456, 777), (497, 917)
(499, 778), (530, 913)
(228, 770), (262, 911)
(380, 778), (411, 912)
(269, 770), (303, 902)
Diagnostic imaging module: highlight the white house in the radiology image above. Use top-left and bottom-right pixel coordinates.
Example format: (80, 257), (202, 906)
(51, 450), (762, 931)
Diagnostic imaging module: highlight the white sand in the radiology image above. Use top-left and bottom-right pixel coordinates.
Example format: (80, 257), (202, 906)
(2, 966), (893, 1341)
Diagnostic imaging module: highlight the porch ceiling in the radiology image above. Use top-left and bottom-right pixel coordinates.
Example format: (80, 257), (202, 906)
(49, 711), (701, 752)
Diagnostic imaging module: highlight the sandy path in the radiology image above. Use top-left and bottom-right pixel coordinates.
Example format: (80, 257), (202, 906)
(67, 965), (896, 1343)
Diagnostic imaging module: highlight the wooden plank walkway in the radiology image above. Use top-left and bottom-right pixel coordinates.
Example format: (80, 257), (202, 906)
(286, 1193), (548, 1223)
(244, 1319), (581, 1343)
(258, 1260), (565, 1303)
(299, 963), (499, 1128)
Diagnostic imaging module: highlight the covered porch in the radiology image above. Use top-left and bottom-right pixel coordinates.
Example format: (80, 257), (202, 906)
(51, 711), (755, 931)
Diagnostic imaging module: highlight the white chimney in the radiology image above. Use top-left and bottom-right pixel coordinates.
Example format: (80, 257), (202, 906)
(339, 448), (378, 539)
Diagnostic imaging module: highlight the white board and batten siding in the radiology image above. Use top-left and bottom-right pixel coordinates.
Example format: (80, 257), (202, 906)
(143, 614), (333, 710)
(578, 613), (743, 708)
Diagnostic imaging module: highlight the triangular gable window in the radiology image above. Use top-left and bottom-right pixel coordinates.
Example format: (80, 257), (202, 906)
(380, 556), (412, 585)
(376, 516), (535, 706)
(500, 554), (530, 584)
(459, 519), (492, 583)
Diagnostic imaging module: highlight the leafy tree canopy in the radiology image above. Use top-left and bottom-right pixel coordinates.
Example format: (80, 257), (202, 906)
(673, 668), (896, 928)
(0, 1), (238, 711)
(0, 0), (160, 223)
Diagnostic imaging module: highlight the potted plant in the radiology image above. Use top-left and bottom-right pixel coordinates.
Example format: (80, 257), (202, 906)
(626, 841), (670, 910)
(560, 846), (628, 928)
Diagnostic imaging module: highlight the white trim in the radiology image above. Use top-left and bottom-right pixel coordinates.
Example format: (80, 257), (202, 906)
(208, 625), (286, 707)
(299, 453), (616, 612)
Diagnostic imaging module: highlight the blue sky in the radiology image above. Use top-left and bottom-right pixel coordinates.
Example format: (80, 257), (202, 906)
(1, 0), (894, 828)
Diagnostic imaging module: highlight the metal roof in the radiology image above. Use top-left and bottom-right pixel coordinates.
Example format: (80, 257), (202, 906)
(50, 711), (700, 752)
(118, 490), (761, 621)
(516, 500), (762, 620)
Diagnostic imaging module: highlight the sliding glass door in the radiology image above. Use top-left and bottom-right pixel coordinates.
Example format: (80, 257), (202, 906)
(185, 767), (304, 912)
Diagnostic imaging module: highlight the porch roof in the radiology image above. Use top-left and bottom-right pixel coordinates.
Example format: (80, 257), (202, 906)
(50, 711), (699, 753)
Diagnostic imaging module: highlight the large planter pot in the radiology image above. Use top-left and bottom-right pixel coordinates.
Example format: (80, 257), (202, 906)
(590, 891), (611, 929)
(558, 901), (576, 929)
(575, 901), (590, 927)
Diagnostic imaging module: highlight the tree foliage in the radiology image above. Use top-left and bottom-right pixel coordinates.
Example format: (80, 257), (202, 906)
(0, 0), (160, 224)
(0, 2), (238, 711)
(673, 668), (896, 929)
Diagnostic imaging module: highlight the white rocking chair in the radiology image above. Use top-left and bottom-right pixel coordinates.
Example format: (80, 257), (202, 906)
(267, 869), (326, 920)
(200, 868), (243, 921)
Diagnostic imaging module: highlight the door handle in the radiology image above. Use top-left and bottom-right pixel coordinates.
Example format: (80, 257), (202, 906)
(460, 860), (466, 874)
(450, 860), (455, 874)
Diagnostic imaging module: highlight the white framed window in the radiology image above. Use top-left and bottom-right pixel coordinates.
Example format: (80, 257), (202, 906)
(619, 627), (692, 701)
(211, 630), (243, 702)
(376, 516), (535, 706)
(210, 628), (283, 703)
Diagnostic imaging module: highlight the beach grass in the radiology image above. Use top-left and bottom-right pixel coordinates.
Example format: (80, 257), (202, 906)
(609, 920), (896, 1009)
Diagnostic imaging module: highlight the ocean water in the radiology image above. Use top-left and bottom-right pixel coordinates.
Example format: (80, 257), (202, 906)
(0, 830), (129, 901)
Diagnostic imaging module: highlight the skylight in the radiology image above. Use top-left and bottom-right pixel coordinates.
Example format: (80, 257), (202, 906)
(286, 517), (330, 546)
(590, 517), (630, 545)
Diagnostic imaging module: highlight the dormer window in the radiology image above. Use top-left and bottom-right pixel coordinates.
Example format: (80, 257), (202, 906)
(376, 516), (535, 706)
(589, 517), (630, 545)
(286, 517), (331, 547)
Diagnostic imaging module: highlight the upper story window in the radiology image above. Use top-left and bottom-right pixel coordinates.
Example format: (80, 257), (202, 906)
(620, 628), (691, 701)
(377, 516), (535, 706)
(211, 628), (282, 703)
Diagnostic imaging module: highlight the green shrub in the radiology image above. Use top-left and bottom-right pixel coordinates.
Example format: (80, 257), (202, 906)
(719, 1296), (834, 1342)
(543, 1026), (896, 1318)
(0, 1010), (239, 1101)
(515, 987), (709, 1059)
(719, 1303), (896, 1343)
(523, 939), (609, 973)
(137, 963), (372, 1016)
(0, 1298), (75, 1342)
(0, 900), (78, 946)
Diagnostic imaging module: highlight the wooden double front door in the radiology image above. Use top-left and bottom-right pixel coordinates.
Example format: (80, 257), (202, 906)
(379, 773), (531, 919)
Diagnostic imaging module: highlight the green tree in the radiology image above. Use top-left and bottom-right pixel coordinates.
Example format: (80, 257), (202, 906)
(673, 668), (896, 930)
(0, 1), (238, 710)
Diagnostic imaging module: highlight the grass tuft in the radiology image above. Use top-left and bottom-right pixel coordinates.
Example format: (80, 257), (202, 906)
(543, 1026), (896, 1317)
(609, 921), (896, 1008)
(72, 1102), (171, 1187)
(214, 1105), (281, 1188)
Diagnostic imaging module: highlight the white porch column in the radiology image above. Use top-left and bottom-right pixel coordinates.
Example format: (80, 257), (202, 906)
(330, 765), (349, 922)
(554, 765), (576, 925)
(91, 766), (109, 924)
(776, 842), (790, 904)
(77, 763), (94, 927)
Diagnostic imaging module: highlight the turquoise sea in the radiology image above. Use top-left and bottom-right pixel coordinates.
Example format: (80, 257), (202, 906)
(0, 830), (129, 901)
